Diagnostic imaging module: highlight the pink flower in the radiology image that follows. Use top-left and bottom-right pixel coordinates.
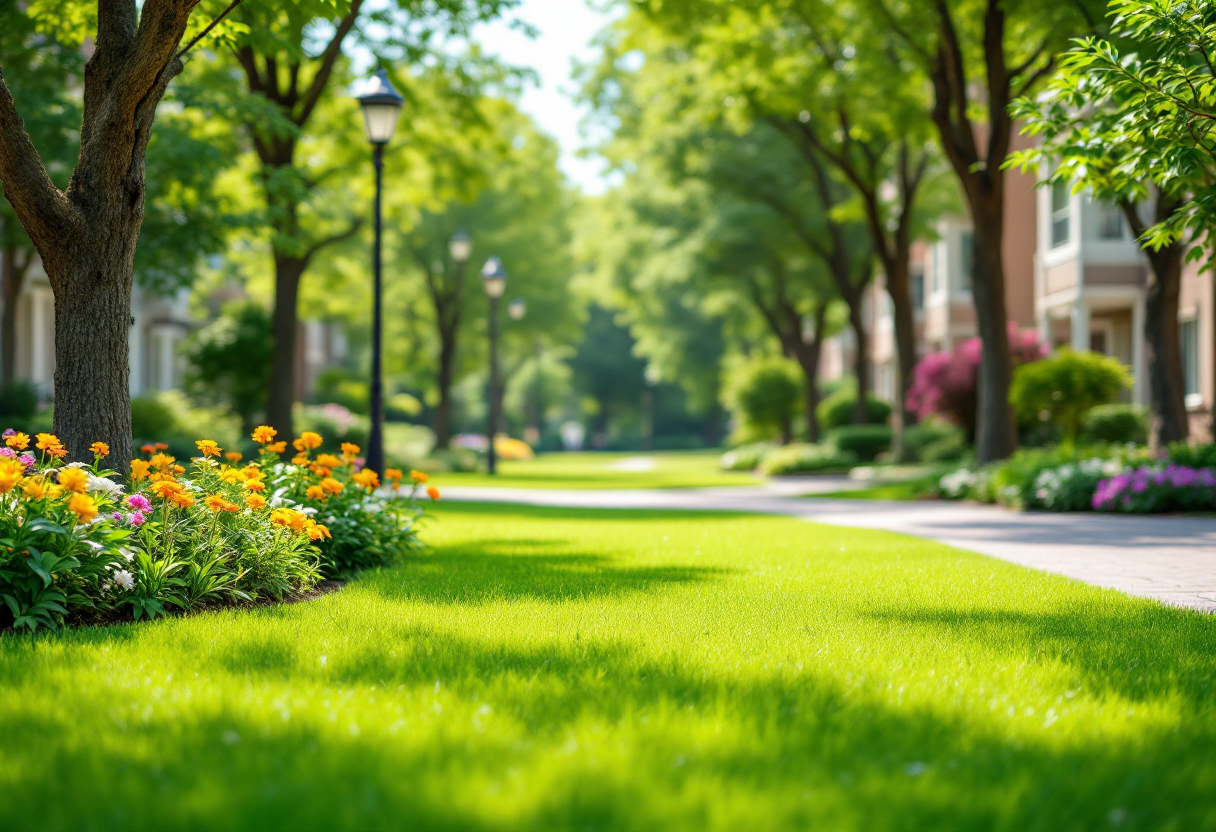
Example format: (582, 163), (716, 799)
(112, 512), (124, 523)
(129, 510), (146, 526)
(126, 494), (152, 512)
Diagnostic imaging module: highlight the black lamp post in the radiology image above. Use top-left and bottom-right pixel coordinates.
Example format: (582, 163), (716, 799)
(356, 68), (404, 478)
(482, 257), (507, 474)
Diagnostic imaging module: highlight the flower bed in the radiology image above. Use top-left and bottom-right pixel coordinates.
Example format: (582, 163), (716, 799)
(0, 426), (436, 632)
(1092, 464), (1216, 513)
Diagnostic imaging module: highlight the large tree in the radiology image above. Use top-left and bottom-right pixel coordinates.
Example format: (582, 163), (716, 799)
(0, 0), (245, 464)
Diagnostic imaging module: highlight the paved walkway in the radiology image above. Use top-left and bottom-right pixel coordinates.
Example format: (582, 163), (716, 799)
(444, 481), (1216, 613)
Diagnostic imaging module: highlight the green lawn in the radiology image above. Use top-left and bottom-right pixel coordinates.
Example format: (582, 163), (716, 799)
(439, 450), (760, 489)
(812, 476), (940, 501)
(2, 503), (1214, 830)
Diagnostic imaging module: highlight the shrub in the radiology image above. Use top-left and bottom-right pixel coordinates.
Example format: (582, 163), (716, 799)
(1093, 465), (1216, 513)
(826, 425), (892, 462)
(759, 443), (858, 476)
(720, 442), (775, 471)
(1166, 442), (1216, 469)
(816, 390), (892, 431)
(723, 358), (802, 443)
(908, 325), (1047, 436)
(0, 380), (39, 424)
(920, 433), (969, 463)
(1081, 403), (1148, 445)
(130, 395), (177, 439)
(183, 301), (273, 431)
(1028, 459), (1117, 512)
(296, 404), (369, 454)
(1010, 350), (1131, 445)
(902, 419), (967, 462)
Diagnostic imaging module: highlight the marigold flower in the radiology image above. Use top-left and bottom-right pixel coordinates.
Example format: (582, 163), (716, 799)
(294, 432), (323, 451)
(46, 445), (68, 459)
(20, 476), (47, 499)
(306, 484), (326, 501)
(195, 440), (222, 458)
(57, 467), (89, 494)
(140, 443), (156, 455)
(245, 493), (267, 510)
(149, 480), (184, 500)
(90, 441), (110, 457)
(320, 477), (344, 495)
(219, 466), (243, 483)
(316, 453), (341, 469)
(427, 486), (441, 501)
(304, 519), (332, 542)
(409, 470), (428, 484)
(172, 464), (185, 475)
(311, 465), (332, 477)
(244, 480), (266, 493)
(35, 433), (61, 452)
(205, 494), (240, 512)
(154, 443), (169, 451)
(292, 452), (310, 466)
(270, 507), (308, 533)
(150, 453), (175, 471)
(341, 442), (360, 459)
(225, 451), (242, 463)
(352, 468), (379, 490)
(252, 425), (277, 444)
(5, 432), (29, 451)
(0, 458), (24, 493)
(385, 468), (403, 484)
(130, 459), (151, 481)
(266, 442), (287, 454)
(168, 491), (195, 509)
(68, 493), (98, 524)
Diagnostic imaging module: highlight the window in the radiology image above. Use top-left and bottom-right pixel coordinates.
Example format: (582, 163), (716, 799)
(1098, 202), (1125, 240)
(1181, 318), (1200, 402)
(1051, 180), (1071, 247)
(911, 268), (925, 312)
(960, 231), (974, 292)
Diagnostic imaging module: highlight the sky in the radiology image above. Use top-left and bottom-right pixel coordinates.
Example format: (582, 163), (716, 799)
(472, 0), (620, 194)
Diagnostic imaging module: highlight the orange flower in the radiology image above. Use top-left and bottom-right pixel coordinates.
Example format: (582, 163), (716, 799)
(140, 443), (156, 455)
(57, 467), (89, 494)
(5, 432), (29, 450)
(245, 493), (267, 510)
(0, 458), (23, 493)
(130, 459), (152, 481)
(225, 451), (242, 463)
(149, 480), (184, 500)
(306, 484), (326, 501)
(35, 433), (61, 452)
(310, 465), (332, 477)
(244, 480), (266, 493)
(292, 452), (310, 466)
(340, 442), (360, 459)
(409, 470), (428, 484)
(205, 494), (240, 512)
(252, 425), (277, 444)
(195, 440), (222, 458)
(90, 441), (110, 457)
(316, 454), (341, 469)
(266, 442), (287, 455)
(150, 453), (175, 471)
(270, 507), (308, 533)
(169, 491), (195, 509)
(320, 477), (344, 495)
(172, 465), (185, 475)
(154, 443), (169, 451)
(219, 466), (243, 484)
(46, 445), (68, 459)
(352, 468), (379, 490)
(294, 431), (323, 451)
(68, 493), (98, 524)
(304, 519), (332, 542)
(20, 476), (47, 500)
(427, 486), (441, 501)
(385, 468), (403, 485)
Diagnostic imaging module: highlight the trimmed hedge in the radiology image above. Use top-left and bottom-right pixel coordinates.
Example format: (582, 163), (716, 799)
(759, 443), (858, 476)
(1081, 403), (1148, 445)
(816, 391), (892, 431)
(826, 425), (892, 462)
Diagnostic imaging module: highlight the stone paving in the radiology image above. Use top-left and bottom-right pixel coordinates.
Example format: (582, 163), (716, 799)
(444, 481), (1216, 613)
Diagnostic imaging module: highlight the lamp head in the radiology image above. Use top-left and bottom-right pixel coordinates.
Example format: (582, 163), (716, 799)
(356, 69), (404, 145)
(482, 257), (507, 298)
(508, 298), (527, 321)
(449, 228), (473, 264)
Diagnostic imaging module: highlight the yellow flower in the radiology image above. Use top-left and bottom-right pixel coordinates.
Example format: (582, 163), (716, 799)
(427, 486), (441, 501)
(306, 484), (326, 501)
(270, 508), (308, 533)
(57, 467), (89, 494)
(150, 453), (175, 471)
(90, 441), (110, 457)
(292, 452), (310, 466)
(20, 476), (47, 500)
(266, 442), (287, 455)
(68, 493), (98, 524)
(225, 451), (243, 463)
(252, 425), (277, 444)
(149, 480), (184, 500)
(245, 493), (267, 510)
(0, 458), (24, 493)
(244, 480), (266, 493)
(341, 442), (360, 459)
(352, 468), (379, 490)
(35, 433), (61, 452)
(169, 491), (195, 509)
(219, 466), (243, 484)
(45, 483), (64, 500)
(316, 453), (341, 469)
(5, 432), (30, 450)
(304, 519), (331, 542)
(205, 494), (239, 513)
(294, 432), (323, 451)
(409, 470), (428, 484)
(320, 477), (344, 495)
(46, 445), (68, 459)
(130, 459), (151, 481)
(195, 440), (222, 458)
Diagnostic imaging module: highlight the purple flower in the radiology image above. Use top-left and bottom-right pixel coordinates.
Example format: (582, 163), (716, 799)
(126, 494), (152, 512)
(129, 510), (146, 526)
(0, 448), (13, 459)
(18, 453), (35, 472)
(112, 512), (124, 523)
(2, 428), (13, 438)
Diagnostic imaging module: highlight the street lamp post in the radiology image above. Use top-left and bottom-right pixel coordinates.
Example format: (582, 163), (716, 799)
(643, 365), (659, 452)
(482, 257), (507, 474)
(356, 68), (404, 478)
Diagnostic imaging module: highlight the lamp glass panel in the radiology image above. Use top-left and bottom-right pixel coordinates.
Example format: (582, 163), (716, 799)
(362, 104), (400, 144)
(450, 238), (473, 263)
(484, 277), (507, 298)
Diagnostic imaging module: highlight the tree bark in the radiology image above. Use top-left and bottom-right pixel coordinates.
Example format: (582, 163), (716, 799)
(887, 254), (919, 455)
(847, 298), (871, 425)
(969, 204), (1016, 460)
(266, 255), (307, 434)
(1, 246), (30, 384)
(432, 320), (459, 449)
(785, 302), (827, 443)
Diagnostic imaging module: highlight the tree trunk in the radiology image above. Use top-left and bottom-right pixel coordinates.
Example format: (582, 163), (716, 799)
(848, 299), (870, 425)
(432, 318), (459, 450)
(970, 204), (1016, 462)
(1, 246), (29, 385)
(1144, 242), (1188, 450)
(265, 255), (306, 437)
(789, 304), (827, 443)
(887, 257), (918, 419)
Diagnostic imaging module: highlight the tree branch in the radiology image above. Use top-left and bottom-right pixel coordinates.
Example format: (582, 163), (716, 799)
(295, 0), (365, 127)
(175, 0), (250, 61)
(302, 217), (364, 261)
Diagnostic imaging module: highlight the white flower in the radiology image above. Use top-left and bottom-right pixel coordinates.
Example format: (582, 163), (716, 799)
(86, 473), (125, 497)
(111, 569), (135, 590)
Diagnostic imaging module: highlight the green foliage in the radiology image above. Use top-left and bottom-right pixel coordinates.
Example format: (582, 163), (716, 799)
(719, 442), (775, 472)
(130, 391), (243, 460)
(295, 405), (370, 457)
(0, 381), (39, 424)
(312, 368), (371, 416)
(826, 425), (892, 463)
(903, 418), (968, 463)
(723, 358), (802, 443)
(1082, 403), (1149, 445)
(1167, 442), (1216, 470)
(1010, 351), (1132, 444)
(759, 443), (858, 476)
(183, 302), (273, 432)
(816, 390), (892, 431)
(130, 397), (178, 441)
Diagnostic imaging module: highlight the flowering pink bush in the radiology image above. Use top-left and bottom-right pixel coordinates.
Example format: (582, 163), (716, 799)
(907, 325), (1047, 436)
(1093, 464), (1216, 513)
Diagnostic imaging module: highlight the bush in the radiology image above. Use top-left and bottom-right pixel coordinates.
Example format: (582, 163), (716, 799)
(1094, 465), (1216, 513)
(720, 442), (775, 471)
(826, 425), (892, 462)
(130, 395), (177, 439)
(182, 301), (273, 431)
(0, 380), (39, 423)
(131, 391), (243, 461)
(908, 324), (1047, 436)
(902, 419), (967, 462)
(296, 404), (369, 454)
(816, 390), (892, 431)
(1081, 403), (1148, 445)
(1166, 442), (1216, 469)
(921, 433), (969, 463)
(1028, 459), (1116, 512)
(312, 367), (370, 416)
(723, 358), (802, 443)
(1010, 350), (1132, 444)
(759, 443), (858, 476)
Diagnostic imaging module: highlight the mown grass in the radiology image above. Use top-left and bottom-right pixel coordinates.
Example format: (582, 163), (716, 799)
(1, 502), (1214, 831)
(439, 450), (760, 489)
